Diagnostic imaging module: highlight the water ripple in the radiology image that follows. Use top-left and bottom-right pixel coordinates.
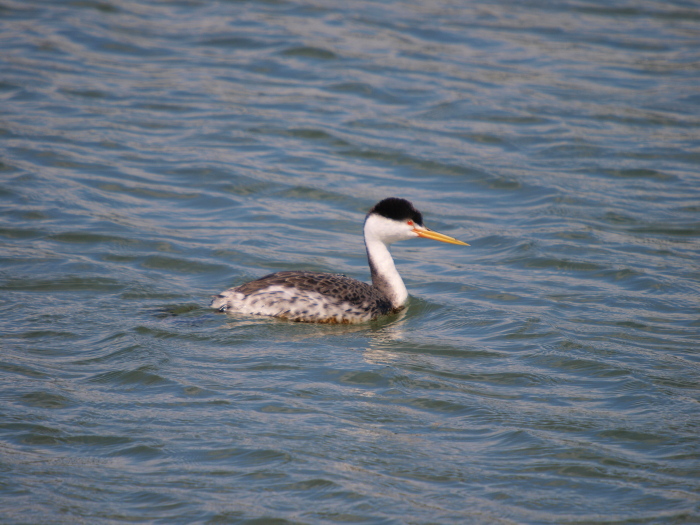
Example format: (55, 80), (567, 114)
(0, 0), (698, 522)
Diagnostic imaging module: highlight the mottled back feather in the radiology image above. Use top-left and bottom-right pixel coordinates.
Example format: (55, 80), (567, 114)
(236, 271), (390, 311)
(212, 271), (397, 322)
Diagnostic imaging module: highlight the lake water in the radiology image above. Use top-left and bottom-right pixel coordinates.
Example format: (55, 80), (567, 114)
(1, 0), (699, 523)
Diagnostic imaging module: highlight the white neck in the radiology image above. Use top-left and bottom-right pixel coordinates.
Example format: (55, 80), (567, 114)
(364, 217), (408, 308)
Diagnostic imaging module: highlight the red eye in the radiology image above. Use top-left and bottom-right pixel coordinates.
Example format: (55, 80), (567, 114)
(407, 220), (414, 226)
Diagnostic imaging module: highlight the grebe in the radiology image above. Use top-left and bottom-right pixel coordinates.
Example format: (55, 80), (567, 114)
(211, 197), (468, 323)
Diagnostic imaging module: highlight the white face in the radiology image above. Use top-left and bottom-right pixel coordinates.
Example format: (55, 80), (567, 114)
(364, 212), (468, 247)
(364, 213), (422, 245)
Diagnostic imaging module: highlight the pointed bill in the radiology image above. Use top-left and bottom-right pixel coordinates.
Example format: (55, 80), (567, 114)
(413, 227), (469, 246)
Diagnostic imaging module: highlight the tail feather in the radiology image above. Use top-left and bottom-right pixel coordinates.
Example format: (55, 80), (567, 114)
(210, 293), (231, 311)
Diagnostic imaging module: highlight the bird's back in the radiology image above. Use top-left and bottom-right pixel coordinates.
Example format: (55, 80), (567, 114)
(211, 271), (396, 323)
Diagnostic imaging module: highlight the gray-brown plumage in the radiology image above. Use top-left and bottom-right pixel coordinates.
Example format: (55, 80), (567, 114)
(211, 198), (468, 323)
(214, 271), (394, 323)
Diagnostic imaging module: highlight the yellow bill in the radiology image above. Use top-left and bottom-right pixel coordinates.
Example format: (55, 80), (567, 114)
(413, 227), (469, 246)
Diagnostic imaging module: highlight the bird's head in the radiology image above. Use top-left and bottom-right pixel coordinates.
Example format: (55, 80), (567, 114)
(364, 197), (469, 246)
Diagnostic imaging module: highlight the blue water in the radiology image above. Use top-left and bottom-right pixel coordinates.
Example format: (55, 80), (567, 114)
(1, 0), (699, 523)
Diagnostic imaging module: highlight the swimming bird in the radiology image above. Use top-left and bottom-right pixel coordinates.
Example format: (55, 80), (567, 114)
(211, 197), (468, 323)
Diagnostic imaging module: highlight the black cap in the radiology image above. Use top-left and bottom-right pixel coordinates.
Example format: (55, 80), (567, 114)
(369, 198), (423, 226)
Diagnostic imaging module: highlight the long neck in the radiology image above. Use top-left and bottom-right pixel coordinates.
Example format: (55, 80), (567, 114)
(364, 230), (408, 309)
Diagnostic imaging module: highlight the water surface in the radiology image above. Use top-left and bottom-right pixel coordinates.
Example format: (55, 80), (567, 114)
(1, 0), (699, 523)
